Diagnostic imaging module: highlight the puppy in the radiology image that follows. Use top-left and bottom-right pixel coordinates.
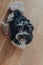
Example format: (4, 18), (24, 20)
(7, 10), (34, 45)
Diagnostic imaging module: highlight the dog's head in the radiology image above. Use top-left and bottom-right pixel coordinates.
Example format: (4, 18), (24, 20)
(7, 10), (34, 45)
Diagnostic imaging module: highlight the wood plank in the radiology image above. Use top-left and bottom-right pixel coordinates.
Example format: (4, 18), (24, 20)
(0, 0), (43, 65)
(0, 0), (10, 19)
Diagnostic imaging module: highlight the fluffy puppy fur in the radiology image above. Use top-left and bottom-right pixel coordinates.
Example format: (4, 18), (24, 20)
(7, 10), (34, 45)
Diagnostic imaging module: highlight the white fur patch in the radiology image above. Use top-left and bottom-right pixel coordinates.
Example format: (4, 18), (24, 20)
(11, 39), (31, 49)
(9, 1), (25, 13)
(15, 31), (29, 40)
(7, 12), (14, 22)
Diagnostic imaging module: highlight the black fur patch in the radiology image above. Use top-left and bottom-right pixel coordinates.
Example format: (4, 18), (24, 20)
(8, 10), (34, 45)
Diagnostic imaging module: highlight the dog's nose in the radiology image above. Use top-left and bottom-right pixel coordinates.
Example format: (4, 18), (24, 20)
(18, 34), (24, 39)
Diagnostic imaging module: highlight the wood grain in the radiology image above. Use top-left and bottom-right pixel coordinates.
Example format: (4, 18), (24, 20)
(0, 0), (43, 65)
(0, 0), (10, 19)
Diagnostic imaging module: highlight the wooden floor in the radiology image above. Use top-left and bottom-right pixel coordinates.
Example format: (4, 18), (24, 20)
(0, 0), (43, 65)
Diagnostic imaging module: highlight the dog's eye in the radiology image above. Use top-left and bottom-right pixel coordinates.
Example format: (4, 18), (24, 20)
(18, 25), (22, 30)
(24, 25), (28, 30)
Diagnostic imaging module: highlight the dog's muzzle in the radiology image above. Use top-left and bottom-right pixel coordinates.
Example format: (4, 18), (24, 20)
(15, 31), (32, 43)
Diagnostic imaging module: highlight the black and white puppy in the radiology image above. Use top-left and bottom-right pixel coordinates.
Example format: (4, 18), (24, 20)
(7, 10), (34, 45)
